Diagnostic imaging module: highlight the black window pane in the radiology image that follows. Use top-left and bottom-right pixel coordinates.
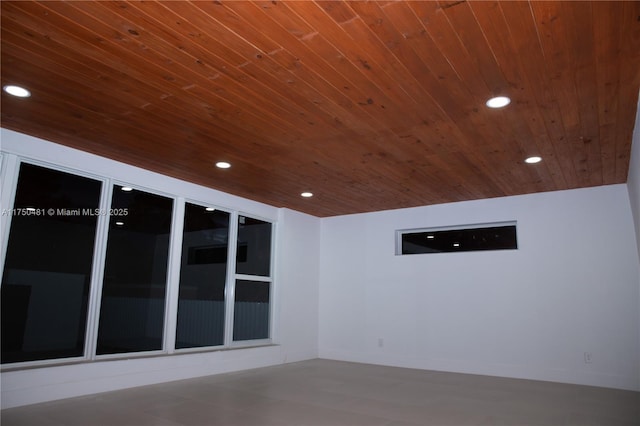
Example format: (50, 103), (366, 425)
(236, 216), (271, 276)
(96, 186), (173, 355)
(401, 225), (518, 254)
(233, 280), (270, 341)
(176, 203), (229, 349)
(1, 163), (101, 364)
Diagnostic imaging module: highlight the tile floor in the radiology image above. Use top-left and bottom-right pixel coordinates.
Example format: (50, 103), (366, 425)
(2, 359), (639, 425)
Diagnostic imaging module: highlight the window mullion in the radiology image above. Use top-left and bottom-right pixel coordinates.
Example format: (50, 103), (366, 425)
(164, 198), (185, 354)
(234, 274), (272, 282)
(268, 221), (277, 344)
(85, 180), (114, 360)
(0, 154), (20, 284)
(224, 211), (239, 347)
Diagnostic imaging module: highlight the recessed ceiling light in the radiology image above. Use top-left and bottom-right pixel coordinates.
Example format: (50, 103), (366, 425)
(525, 156), (542, 164)
(486, 96), (510, 108)
(427, 235), (435, 239)
(453, 242), (461, 247)
(121, 186), (133, 192)
(3, 85), (31, 98)
(301, 192), (313, 198)
(115, 221), (124, 226)
(216, 161), (231, 169)
(205, 207), (215, 211)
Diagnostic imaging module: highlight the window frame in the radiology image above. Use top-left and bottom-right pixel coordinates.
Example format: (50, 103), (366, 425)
(0, 154), (277, 371)
(93, 181), (178, 361)
(0, 158), (110, 368)
(171, 198), (233, 354)
(229, 212), (275, 348)
(396, 221), (518, 256)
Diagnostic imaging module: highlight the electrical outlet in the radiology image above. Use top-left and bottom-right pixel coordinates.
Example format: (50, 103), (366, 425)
(584, 352), (593, 364)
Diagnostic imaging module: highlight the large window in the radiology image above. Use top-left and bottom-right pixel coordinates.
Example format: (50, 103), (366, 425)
(96, 185), (174, 355)
(0, 159), (275, 367)
(233, 216), (272, 342)
(175, 203), (230, 349)
(1, 163), (102, 363)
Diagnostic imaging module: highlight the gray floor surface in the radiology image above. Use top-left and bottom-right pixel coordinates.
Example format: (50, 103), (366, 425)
(2, 359), (639, 425)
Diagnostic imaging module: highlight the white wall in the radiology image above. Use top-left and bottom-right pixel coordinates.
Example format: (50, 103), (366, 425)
(319, 185), (640, 391)
(628, 95), (640, 262)
(275, 208), (320, 362)
(0, 129), (320, 408)
(627, 95), (640, 393)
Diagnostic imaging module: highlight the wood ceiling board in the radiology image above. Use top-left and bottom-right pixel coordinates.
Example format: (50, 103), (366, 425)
(1, 0), (638, 217)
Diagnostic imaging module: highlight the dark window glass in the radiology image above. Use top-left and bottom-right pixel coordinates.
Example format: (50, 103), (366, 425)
(1, 163), (101, 363)
(96, 186), (173, 355)
(176, 203), (229, 349)
(401, 225), (517, 254)
(233, 280), (270, 341)
(236, 216), (271, 276)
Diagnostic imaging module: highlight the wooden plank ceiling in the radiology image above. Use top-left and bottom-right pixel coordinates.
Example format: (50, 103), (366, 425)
(2, 1), (639, 217)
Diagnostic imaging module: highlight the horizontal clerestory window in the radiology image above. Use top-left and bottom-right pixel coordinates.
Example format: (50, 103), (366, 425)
(397, 221), (518, 255)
